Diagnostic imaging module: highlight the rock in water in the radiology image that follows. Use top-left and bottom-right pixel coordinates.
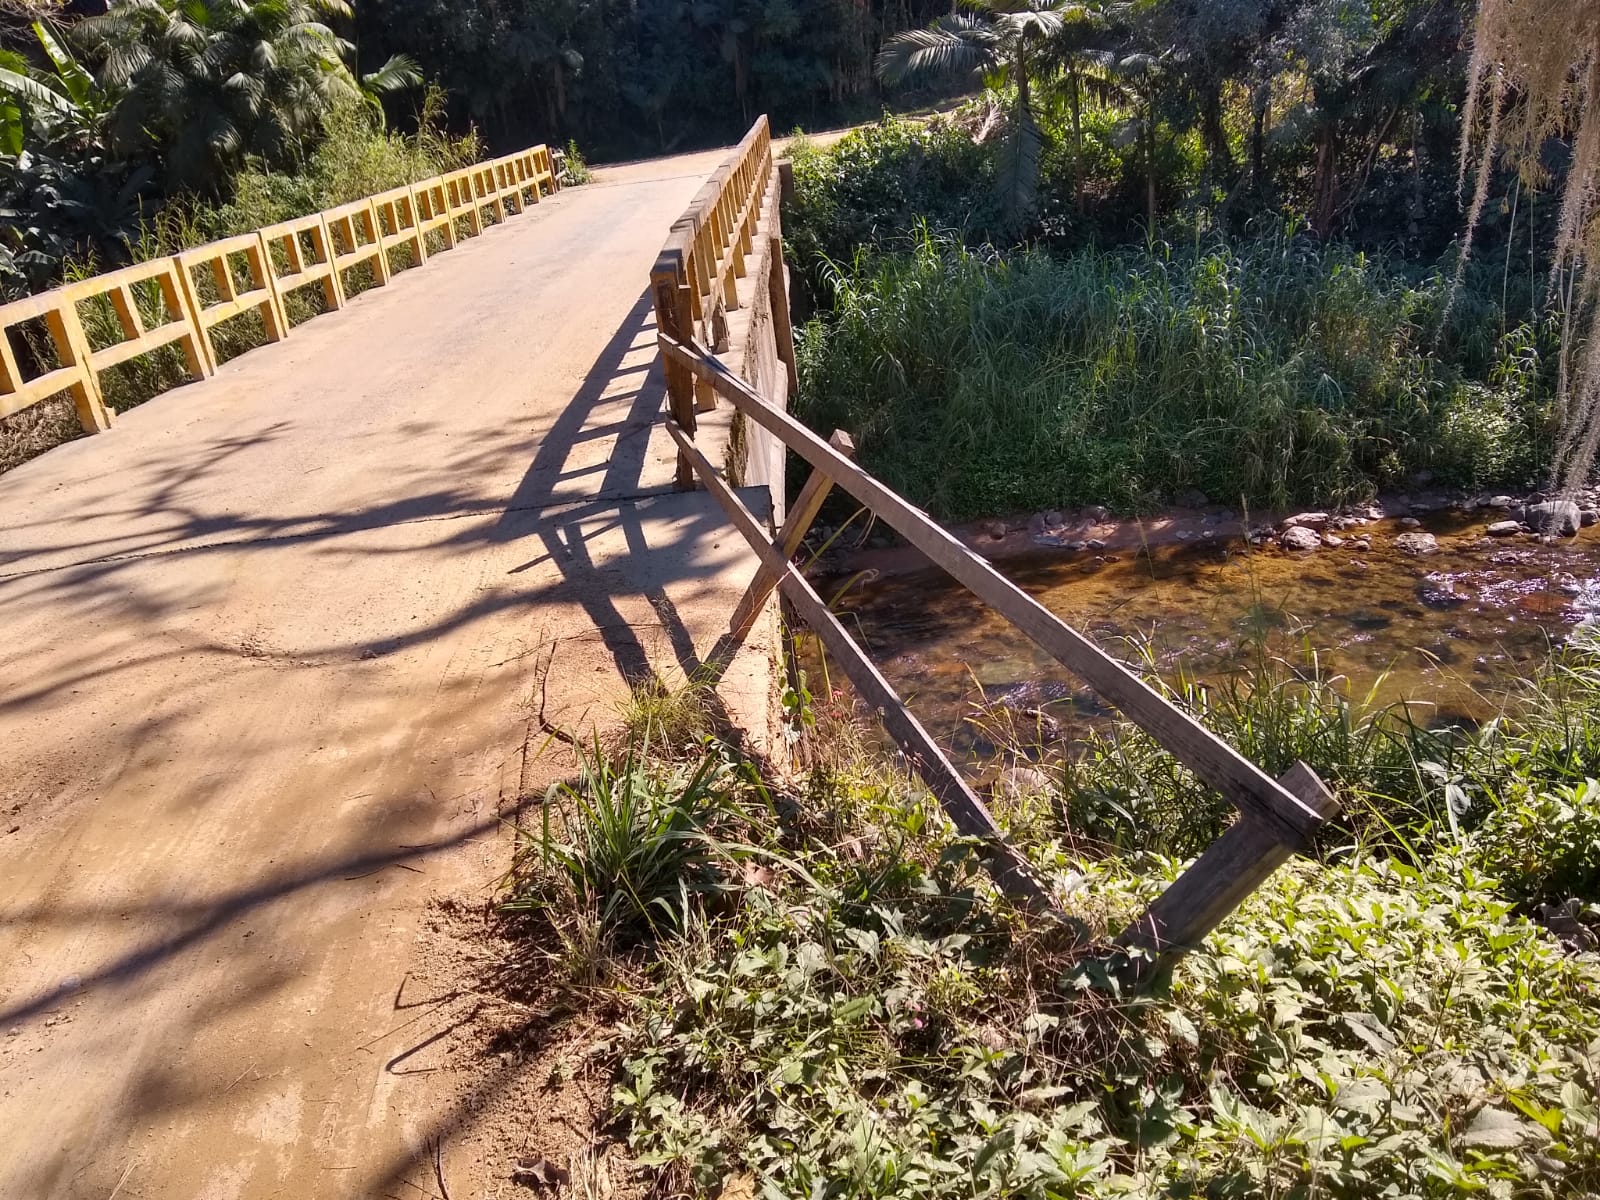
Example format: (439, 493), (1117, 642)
(1394, 531), (1439, 555)
(1486, 520), (1523, 537)
(1279, 511), (1329, 530)
(1279, 526), (1322, 552)
(998, 766), (1051, 801)
(1518, 500), (1581, 537)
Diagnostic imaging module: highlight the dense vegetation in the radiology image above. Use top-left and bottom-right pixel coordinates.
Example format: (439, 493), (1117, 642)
(800, 222), (1554, 515)
(509, 641), (1600, 1198)
(782, 0), (1582, 517)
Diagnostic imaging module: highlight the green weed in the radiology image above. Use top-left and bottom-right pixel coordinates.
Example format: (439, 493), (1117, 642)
(505, 737), (739, 942)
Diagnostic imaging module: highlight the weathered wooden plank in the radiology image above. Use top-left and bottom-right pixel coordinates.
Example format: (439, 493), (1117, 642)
(1117, 762), (1337, 963)
(664, 419), (1053, 908)
(658, 331), (1328, 849)
(767, 231), (799, 398)
(727, 429), (853, 640)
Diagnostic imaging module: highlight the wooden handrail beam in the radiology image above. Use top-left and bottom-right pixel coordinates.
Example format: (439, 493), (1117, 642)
(0, 140), (556, 441)
(665, 417), (1053, 909)
(658, 329), (1329, 849)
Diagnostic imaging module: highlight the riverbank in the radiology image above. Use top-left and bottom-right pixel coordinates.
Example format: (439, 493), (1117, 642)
(488, 656), (1600, 1196)
(805, 484), (1600, 578)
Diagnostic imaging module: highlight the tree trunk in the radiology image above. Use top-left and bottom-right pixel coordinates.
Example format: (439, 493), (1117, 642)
(1015, 41), (1030, 116)
(1069, 64), (1084, 210)
(1311, 122), (1338, 236)
(1200, 85), (1234, 186)
(1250, 85), (1267, 191)
(1145, 102), (1157, 228)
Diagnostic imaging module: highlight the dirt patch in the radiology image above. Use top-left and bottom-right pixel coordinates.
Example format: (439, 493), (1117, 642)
(394, 893), (645, 1199)
(0, 395), (81, 476)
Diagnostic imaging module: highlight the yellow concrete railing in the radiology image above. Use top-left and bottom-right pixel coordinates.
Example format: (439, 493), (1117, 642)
(0, 143), (559, 437)
(649, 117), (775, 488)
(650, 117), (772, 342)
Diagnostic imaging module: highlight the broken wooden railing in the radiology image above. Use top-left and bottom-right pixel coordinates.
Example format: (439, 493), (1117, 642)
(0, 144), (559, 438)
(656, 326), (1339, 971)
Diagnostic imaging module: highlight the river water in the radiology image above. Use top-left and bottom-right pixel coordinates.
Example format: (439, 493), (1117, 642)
(814, 513), (1600, 758)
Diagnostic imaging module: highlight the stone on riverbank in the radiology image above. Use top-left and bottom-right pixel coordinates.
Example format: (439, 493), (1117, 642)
(1518, 500), (1581, 537)
(1395, 531), (1439, 555)
(1486, 520), (1522, 537)
(1280, 526), (1322, 552)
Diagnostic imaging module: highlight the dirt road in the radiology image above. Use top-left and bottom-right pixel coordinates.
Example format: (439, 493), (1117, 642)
(0, 147), (773, 1197)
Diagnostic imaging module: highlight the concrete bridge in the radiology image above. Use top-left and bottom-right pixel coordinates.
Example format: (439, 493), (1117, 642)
(0, 116), (1340, 1199)
(0, 141), (784, 1198)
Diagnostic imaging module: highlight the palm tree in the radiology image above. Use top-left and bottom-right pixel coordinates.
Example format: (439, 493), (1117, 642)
(876, 0), (1076, 229)
(72, 0), (411, 193)
(359, 52), (422, 128)
(1036, 4), (1117, 209)
(0, 20), (109, 155)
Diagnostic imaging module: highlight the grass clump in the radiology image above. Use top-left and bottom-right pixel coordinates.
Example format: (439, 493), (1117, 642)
(505, 737), (742, 944)
(614, 674), (718, 757)
(796, 227), (1558, 518)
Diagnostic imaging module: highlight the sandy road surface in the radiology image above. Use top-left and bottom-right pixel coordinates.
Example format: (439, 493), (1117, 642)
(0, 147), (773, 1197)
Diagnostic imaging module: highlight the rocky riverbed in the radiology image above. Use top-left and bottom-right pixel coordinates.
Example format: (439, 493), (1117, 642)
(800, 490), (1600, 764)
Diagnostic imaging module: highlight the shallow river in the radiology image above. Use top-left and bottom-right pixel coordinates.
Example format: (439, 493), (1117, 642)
(816, 513), (1600, 757)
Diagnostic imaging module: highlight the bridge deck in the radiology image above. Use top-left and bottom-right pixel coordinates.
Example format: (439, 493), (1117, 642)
(0, 147), (775, 1197)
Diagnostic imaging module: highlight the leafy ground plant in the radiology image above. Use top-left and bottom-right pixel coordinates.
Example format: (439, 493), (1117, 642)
(608, 761), (1600, 1198)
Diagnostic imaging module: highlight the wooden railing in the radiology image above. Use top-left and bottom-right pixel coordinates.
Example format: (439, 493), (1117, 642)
(650, 117), (776, 487)
(655, 303), (1340, 978)
(0, 145), (559, 438)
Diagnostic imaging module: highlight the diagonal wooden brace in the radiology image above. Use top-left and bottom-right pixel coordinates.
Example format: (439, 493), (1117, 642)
(1115, 760), (1337, 975)
(727, 429), (854, 642)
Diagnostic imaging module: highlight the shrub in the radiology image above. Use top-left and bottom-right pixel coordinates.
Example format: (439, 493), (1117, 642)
(796, 229), (1559, 517)
(562, 140), (594, 186)
(1469, 780), (1600, 907)
(785, 117), (998, 309)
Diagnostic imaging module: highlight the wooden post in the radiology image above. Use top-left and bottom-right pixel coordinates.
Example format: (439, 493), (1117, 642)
(652, 260), (697, 491)
(767, 231), (799, 399)
(45, 304), (111, 432)
(727, 429), (852, 641)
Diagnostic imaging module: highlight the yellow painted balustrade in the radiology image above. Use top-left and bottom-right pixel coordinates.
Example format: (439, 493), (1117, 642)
(0, 143), (560, 438)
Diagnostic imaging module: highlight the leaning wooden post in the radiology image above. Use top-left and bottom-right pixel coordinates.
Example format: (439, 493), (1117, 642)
(728, 430), (853, 641)
(1116, 760), (1337, 977)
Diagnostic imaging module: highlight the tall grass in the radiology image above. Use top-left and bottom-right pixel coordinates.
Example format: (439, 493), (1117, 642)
(796, 227), (1559, 517)
(504, 737), (739, 943)
(1051, 634), (1600, 907)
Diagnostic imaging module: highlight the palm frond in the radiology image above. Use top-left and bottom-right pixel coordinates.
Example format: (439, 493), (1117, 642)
(995, 102), (1044, 231)
(0, 67), (76, 119)
(361, 53), (422, 95)
(32, 21), (99, 111)
(876, 19), (995, 86)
